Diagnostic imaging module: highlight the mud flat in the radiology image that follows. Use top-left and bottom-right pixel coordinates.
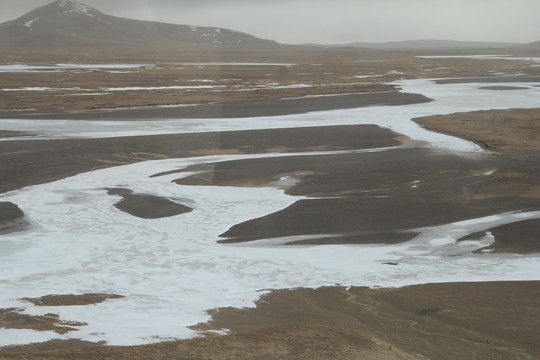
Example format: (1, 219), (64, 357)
(0, 202), (26, 233)
(1, 282), (538, 360)
(413, 108), (540, 152)
(107, 188), (192, 219)
(1, 48), (540, 358)
(0, 91), (430, 120)
(0, 124), (405, 194)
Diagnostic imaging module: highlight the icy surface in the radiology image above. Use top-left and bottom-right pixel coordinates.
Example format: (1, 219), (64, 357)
(2, 78), (540, 152)
(0, 64), (153, 73)
(1, 77), (540, 346)
(1, 154), (540, 346)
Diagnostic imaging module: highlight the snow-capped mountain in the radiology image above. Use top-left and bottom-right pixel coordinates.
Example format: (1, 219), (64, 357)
(0, 0), (280, 49)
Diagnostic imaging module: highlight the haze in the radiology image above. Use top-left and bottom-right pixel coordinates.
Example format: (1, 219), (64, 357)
(1, 0), (539, 45)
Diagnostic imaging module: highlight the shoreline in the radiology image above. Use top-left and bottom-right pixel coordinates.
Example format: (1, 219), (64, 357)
(2, 281), (539, 359)
(1, 74), (540, 357)
(0, 124), (406, 194)
(0, 91), (431, 120)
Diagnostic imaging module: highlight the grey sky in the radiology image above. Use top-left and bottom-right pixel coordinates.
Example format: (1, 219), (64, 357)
(2, 0), (540, 44)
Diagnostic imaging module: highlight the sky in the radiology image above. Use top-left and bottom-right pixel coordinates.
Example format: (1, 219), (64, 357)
(1, 0), (540, 44)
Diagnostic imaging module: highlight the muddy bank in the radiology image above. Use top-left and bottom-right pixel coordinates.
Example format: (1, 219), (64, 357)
(0, 91), (431, 120)
(0, 124), (406, 194)
(459, 218), (540, 253)
(0, 309), (86, 335)
(2, 282), (538, 360)
(107, 188), (192, 219)
(20, 294), (125, 307)
(0, 323), (416, 360)
(192, 281), (540, 360)
(0, 202), (26, 233)
(171, 147), (539, 249)
(413, 108), (540, 152)
(0, 131), (32, 138)
(435, 75), (540, 84)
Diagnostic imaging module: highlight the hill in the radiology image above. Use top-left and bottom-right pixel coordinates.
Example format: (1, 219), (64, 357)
(304, 39), (520, 50)
(0, 0), (280, 50)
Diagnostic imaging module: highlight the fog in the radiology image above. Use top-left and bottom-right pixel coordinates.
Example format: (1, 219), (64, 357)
(1, 0), (539, 45)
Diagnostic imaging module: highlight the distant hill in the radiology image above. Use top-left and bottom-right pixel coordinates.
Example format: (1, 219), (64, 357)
(305, 39), (521, 50)
(515, 41), (540, 49)
(0, 0), (281, 50)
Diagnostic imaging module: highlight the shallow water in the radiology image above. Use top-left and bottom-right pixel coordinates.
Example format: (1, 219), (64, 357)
(1, 78), (540, 346)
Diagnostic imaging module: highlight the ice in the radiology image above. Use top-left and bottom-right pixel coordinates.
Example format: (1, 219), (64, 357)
(1, 87), (85, 91)
(0, 63), (153, 73)
(1, 152), (540, 346)
(3, 78), (540, 151)
(1, 77), (540, 346)
(0, 329), (65, 348)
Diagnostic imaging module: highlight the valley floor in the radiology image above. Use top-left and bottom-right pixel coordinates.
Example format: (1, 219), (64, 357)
(1, 47), (540, 359)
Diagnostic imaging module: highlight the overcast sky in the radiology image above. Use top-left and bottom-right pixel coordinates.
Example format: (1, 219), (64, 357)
(2, 0), (540, 44)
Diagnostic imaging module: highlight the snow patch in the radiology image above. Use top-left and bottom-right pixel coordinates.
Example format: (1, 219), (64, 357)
(23, 18), (38, 28)
(59, 0), (94, 17)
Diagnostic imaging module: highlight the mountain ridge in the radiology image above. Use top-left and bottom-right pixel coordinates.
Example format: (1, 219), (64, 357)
(302, 39), (523, 50)
(0, 0), (281, 50)
(1, 1), (538, 51)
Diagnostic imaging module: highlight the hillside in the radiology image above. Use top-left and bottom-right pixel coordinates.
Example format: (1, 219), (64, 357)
(0, 0), (280, 50)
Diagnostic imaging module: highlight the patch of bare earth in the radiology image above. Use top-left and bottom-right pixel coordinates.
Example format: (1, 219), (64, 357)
(1, 48), (539, 112)
(0, 295), (124, 337)
(0, 324), (416, 360)
(2, 282), (538, 359)
(192, 282), (540, 360)
(0, 309), (86, 335)
(413, 108), (540, 153)
(20, 294), (125, 307)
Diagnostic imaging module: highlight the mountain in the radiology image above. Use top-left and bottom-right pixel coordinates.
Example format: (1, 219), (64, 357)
(516, 40), (540, 49)
(0, 0), (280, 50)
(347, 40), (520, 49)
(305, 39), (520, 50)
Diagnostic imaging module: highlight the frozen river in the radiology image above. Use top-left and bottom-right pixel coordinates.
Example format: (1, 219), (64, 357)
(1, 78), (540, 346)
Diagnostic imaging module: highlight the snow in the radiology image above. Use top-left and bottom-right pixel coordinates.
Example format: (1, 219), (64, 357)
(1, 154), (540, 346)
(59, 0), (94, 17)
(1, 87), (84, 92)
(2, 78), (539, 151)
(0, 63), (293, 73)
(354, 74), (383, 79)
(23, 18), (38, 28)
(0, 64), (152, 73)
(1, 77), (540, 346)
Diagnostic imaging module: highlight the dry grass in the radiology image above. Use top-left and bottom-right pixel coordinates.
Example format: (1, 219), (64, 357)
(1, 47), (539, 110)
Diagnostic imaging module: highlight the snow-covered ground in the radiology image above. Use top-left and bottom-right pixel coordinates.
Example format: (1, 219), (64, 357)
(0, 64), (154, 73)
(1, 78), (540, 346)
